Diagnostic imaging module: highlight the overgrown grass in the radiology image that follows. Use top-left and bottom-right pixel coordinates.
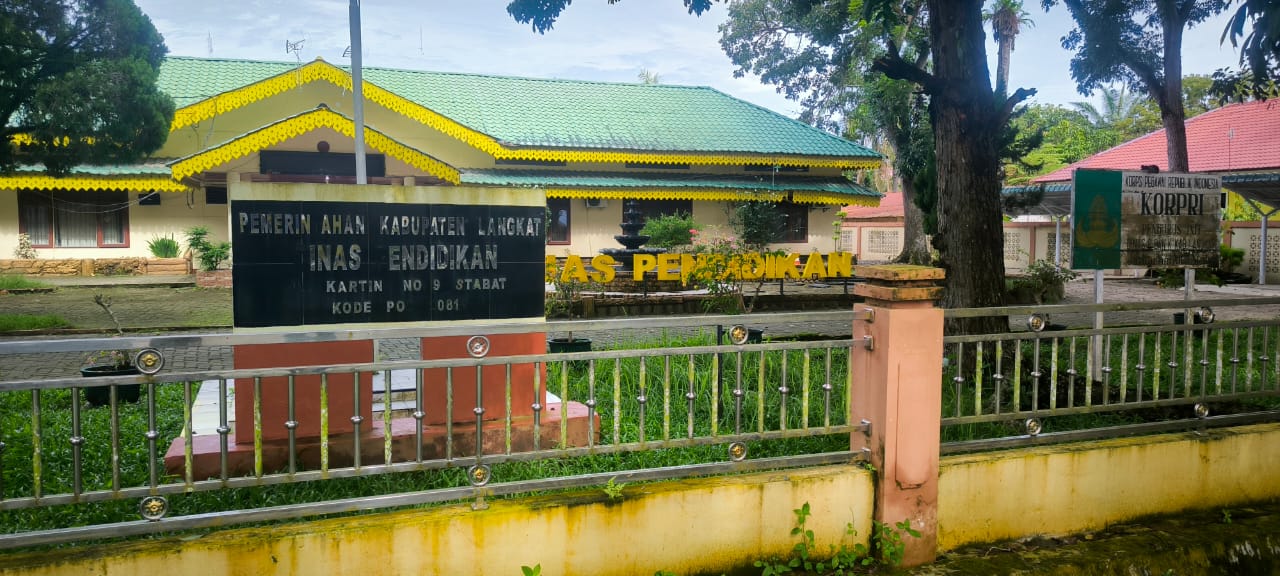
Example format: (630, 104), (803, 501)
(0, 314), (70, 332)
(0, 274), (50, 291)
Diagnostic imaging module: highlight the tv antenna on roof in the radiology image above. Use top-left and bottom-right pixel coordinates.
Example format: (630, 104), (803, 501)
(343, 45), (352, 58)
(286, 38), (305, 63)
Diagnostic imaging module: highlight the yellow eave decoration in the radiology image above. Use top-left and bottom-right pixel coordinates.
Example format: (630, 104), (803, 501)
(169, 107), (461, 184)
(0, 174), (188, 193)
(170, 60), (881, 171)
(545, 188), (879, 207)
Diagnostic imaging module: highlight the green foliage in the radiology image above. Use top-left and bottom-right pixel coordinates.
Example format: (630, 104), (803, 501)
(543, 258), (599, 320)
(507, 0), (718, 33)
(1008, 259), (1077, 304)
(184, 226), (231, 272)
(753, 502), (920, 575)
(0, 274), (50, 290)
(1221, 0), (1280, 88)
(1, 0), (175, 176)
(602, 476), (626, 500)
(1154, 245), (1242, 288)
(146, 234), (180, 258)
(521, 564), (541, 576)
(730, 202), (786, 248)
(640, 213), (700, 248)
(0, 313), (69, 332)
(13, 233), (38, 259)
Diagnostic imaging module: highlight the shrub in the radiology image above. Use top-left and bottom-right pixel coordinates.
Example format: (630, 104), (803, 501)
(147, 234), (181, 258)
(13, 233), (37, 259)
(1008, 259), (1077, 304)
(184, 226), (231, 271)
(639, 212), (700, 249)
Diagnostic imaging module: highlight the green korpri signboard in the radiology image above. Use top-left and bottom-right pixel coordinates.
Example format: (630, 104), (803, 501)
(1071, 169), (1221, 270)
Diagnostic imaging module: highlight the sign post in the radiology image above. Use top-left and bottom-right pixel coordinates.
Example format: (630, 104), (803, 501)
(1071, 169), (1222, 380)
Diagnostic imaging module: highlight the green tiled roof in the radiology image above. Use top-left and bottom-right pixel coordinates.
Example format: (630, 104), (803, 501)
(15, 163), (172, 176)
(461, 170), (879, 198)
(158, 57), (880, 160)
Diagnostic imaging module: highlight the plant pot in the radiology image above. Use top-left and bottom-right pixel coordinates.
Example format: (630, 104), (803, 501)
(79, 365), (142, 407)
(547, 338), (593, 354)
(745, 328), (764, 344)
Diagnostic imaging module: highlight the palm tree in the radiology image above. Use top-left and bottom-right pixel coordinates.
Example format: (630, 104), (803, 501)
(984, 0), (1034, 96)
(1069, 85), (1140, 129)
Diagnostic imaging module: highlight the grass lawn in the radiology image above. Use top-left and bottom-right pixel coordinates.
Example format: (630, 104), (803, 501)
(0, 314), (69, 331)
(0, 275), (50, 291)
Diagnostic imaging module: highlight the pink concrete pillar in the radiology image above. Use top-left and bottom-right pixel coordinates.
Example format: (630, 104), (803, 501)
(851, 265), (945, 567)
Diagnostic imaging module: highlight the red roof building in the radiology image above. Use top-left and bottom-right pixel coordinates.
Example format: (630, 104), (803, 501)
(1035, 100), (1280, 183)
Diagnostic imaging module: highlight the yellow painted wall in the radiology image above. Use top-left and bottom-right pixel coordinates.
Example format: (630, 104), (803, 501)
(0, 189), (226, 259)
(936, 422), (1280, 551)
(0, 466), (874, 576)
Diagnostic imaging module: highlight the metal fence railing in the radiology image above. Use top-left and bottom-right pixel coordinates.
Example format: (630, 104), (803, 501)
(941, 297), (1280, 453)
(0, 311), (861, 549)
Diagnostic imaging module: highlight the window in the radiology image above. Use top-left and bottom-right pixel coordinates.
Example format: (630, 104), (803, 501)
(634, 200), (693, 223)
(205, 187), (227, 205)
(19, 191), (129, 248)
(547, 198), (571, 244)
(778, 201), (808, 243)
(138, 192), (161, 206)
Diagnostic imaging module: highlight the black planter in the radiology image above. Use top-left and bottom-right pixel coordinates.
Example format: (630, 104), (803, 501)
(79, 365), (142, 407)
(547, 338), (593, 354)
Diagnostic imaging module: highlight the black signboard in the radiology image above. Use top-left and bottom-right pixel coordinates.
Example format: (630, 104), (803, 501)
(231, 200), (545, 328)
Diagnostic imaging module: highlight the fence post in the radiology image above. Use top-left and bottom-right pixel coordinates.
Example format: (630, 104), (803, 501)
(851, 264), (944, 567)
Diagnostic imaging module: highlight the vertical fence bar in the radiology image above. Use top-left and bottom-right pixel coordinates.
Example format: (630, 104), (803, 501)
(1167, 330), (1179, 400)
(218, 378), (228, 483)
(1031, 338), (1041, 413)
(588, 360), (597, 449)
(662, 356), (671, 442)
(1119, 335), (1129, 404)
(1068, 337), (1078, 409)
(777, 349), (787, 432)
(613, 358), (622, 445)
(352, 370), (363, 470)
(146, 382), (158, 489)
(974, 342), (985, 417)
(1246, 328), (1256, 392)
(415, 367), (425, 462)
(687, 354), (696, 439)
(70, 386), (83, 498)
(801, 350), (811, 430)
(1261, 327), (1271, 392)
(712, 351), (721, 437)
(1011, 340), (1021, 414)
(1152, 334), (1162, 401)
(385, 368), (394, 465)
(735, 351), (745, 435)
(287, 375), (297, 475)
(531, 362), (542, 453)
(505, 364), (513, 455)
(320, 372), (330, 477)
(31, 389), (42, 499)
(638, 358), (648, 446)
(1231, 328), (1241, 393)
(1137, 334), (1147, 403)
(253, 377), (263, 478)
(446, 367), (454, 462)
(1049, 339), (1058, 410)
(994, 341), (1004, 415)
(109, 386), (120, 493)
(473, 365), (484, 463)
(1216, 329), (1225, 396)
(559, 362), (568, 452)
(954, 343), (966, 417)
(183, 381), (194, 488)
(757, 351), (766, 433)
(1199, 329), (1210, 399)
(823, 349), (833, 429)
(1183, 327), (1194, 398)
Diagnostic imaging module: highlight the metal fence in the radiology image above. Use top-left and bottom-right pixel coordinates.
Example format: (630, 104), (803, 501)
(0, 311), (862, 549)
(941, 297), (1280, 453)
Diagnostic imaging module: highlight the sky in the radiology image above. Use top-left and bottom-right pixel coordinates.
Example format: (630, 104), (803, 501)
(135, 0), (1246, 121)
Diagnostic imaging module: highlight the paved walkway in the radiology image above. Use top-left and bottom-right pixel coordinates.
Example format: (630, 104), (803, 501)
(2, 277), (1279, 383)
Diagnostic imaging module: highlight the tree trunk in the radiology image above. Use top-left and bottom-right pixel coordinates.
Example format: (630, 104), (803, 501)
(929, 0), (1009, 335)
(1157, 5), (1190, 173)
(995, 37), (1012, 96)
(894, 175), (933, 264)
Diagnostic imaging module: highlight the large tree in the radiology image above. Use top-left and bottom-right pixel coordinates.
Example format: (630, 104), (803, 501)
(0, 0), (174, 176)
(1222, 0), (1280, 86)
(718, 0), (934, 264)
(1045, 0), (1230, 173)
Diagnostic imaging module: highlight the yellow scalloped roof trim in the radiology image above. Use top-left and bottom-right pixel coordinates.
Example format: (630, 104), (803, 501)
(545, 188), (878, 207)
(11, 134), (90, 147)
(169, 108), (460, 183)
(170, 60), (880, 170)
(0, 174), (188, 193)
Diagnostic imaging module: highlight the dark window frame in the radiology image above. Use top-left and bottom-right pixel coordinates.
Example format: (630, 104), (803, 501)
(18, 190), (131, 249)
(778, 201), (808, 243)
(547, 198), (572, 245)
(205, 187), (228, 205)
(634, 199), (694, 224)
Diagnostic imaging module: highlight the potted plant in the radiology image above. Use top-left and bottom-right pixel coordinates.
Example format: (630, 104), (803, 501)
(81, 293), (141, 406)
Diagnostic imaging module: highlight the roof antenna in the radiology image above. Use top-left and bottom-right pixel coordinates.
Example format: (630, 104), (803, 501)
(286, 38), (305, 64)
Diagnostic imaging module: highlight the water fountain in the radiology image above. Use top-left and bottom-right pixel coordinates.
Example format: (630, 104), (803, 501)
(599, 199), (664, 271)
